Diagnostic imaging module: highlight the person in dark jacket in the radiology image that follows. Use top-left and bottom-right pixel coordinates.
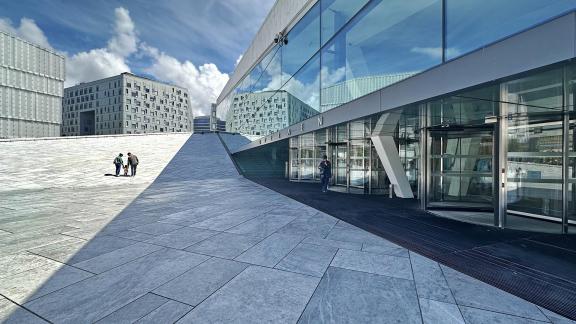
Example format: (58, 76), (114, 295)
(127, 152), (139, 177)
(113, 153), (124, 177)
(318, 155), (332, 193)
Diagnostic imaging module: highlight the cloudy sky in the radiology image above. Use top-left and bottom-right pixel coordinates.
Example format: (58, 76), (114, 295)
(0, 0), (276, 115)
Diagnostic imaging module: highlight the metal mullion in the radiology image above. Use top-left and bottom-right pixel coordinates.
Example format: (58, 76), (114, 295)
(562, 66), (570, 233)
(420, 103), (429, 209)
(496, 83), (508, 228)
(441, 0), (447, 63)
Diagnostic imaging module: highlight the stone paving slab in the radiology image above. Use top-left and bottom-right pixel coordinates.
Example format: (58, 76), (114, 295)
(0, 133), (572, 323)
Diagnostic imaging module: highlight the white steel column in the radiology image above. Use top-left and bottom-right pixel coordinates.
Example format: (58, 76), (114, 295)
(371, 112), (414, 198)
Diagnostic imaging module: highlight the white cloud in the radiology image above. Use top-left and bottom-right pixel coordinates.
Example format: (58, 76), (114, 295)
(107, 7), (138, 58)
(1, 7), (230, 117)
(142, 44), (229, 116)
(0, 18), (52, 49)
(64, 7), (138, 86)
(411, 47), (461, 60)
(65, 49), (131, 87)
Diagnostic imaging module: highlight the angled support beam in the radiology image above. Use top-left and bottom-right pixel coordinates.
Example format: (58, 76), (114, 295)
(371, 112), (414, 198)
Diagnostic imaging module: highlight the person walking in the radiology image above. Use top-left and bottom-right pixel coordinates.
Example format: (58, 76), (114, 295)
(318, 155), (332, 193)
(127, 152), (139, 177)
(113, 153), (124, 177)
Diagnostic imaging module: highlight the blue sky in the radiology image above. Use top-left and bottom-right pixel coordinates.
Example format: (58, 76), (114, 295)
(0, 0), (276, 114)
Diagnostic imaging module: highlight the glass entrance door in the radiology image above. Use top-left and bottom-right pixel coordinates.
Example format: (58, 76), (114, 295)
(333, 144), (348, 187)
(428, 127), (495, 210)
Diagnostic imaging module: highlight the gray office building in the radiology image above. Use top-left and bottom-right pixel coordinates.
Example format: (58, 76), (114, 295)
(0, 31), (65, 138)
(62, 72), (191, 136)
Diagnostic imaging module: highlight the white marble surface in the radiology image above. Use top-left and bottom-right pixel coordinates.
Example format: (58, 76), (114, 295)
(0, 133), (572, 323)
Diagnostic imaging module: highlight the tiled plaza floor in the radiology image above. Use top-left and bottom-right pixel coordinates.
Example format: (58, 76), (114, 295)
(0, 133), (573, 323)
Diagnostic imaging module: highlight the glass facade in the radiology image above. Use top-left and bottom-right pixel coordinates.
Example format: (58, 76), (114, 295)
(217, 0), (576, 138)
(446, 0), (576, 60)
(288, 61), (576, 233)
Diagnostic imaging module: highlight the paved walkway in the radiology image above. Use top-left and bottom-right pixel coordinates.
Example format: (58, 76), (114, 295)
(0, 133), (573, 323)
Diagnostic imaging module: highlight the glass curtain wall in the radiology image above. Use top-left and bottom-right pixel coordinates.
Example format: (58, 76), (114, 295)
(289, 108), (419, 196)
(569, 65), (576, 224)
(288, 61), (576, 232)
(427, 86), (498, 209)
(446, 0), (576, 60)
(504, 69), (564, 220)
(217, 0), (576, 137)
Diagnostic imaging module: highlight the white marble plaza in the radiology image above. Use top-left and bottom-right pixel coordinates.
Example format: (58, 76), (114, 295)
(0, 133), (572, 323)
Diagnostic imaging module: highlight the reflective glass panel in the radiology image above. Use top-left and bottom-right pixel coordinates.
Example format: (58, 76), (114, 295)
(300, 133), (315, 180)
(252, 47), (282, 94)
(446, 0), (576, 60)
(568, 64), (576, 224)
(314, 130), (328, 180)
(399, 106), (421, 194)
(282, 53), (321, 124)
(320, 0), (370, 46)
(505, 69), (564, 219)
(429, 129), (494, 207)
(429, 85), (499, 127)
(320, 0), (442, 112)
(282, 3), (320, 85)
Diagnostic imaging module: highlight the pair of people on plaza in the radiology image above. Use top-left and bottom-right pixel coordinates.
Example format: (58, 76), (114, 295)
(113, 152), (139, 177)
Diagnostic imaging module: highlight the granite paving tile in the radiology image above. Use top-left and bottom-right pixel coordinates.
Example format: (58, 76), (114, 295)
(0, 296), (48, 324)
(26, 238), (87, 263)
(225, 213), (296, 238)
(275, 243), (338, 277)
(441, 265), (549, 321)
(188, 208), (263, 231)
(331, 249), (413, 280)
(128, 222), (183, 236)
(325, 226), (387, 245)
(459, 306), (549, 324)
(145, 227), (219, 249)
(0, 262), (93, 303)
(419, 298), (465, 324)
(67, 235), (137, 264)
(0, 253), (59, 279)
(95, 293), (169, 324)
(538, 307), (576, 324)
(135, 300), (192, 323)
(185, 232), (263, 259)
(177, 266), (319, 323)
(276, 212), (338, 238)
(25, 249), (210, 323)
(106, 229), (158, 242)
(362, 241), (409, 257)
(410, 252), (456, 303)
(302, 236), (362, 251)
(73, 242), (163, 273)
(154, 257), (248, 306)
(235, 233), (304, 267)
(298, 267), (421, 324)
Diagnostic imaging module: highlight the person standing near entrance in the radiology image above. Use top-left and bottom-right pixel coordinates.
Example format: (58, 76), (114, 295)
(127, 152), (139, 177)
(113, 153), (124, 177)
(318, 155), (332, 193)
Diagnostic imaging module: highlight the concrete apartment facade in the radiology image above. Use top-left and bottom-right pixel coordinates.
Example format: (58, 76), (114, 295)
(226, 90), (317, 136)
(0, 31), (65, 138)
(62, 72), (191, 136)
